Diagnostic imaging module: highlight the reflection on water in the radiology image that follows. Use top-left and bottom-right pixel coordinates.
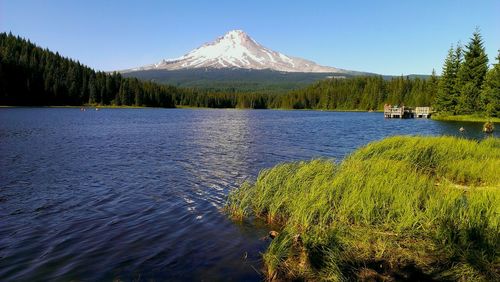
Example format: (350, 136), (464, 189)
(184, 110), (256, 209)
(0, 108), (496, 281)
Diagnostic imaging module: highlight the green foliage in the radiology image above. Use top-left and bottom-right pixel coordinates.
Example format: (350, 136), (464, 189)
(435, 29), (496, 117)
(480, 50), (500, 117)
(435, 45), (462, 114)
(274, 75), (435, 111)
(432, 114), (500, 123)
(122, 68), (343, 94)
(457, 29), (489, 113)
(170, 75), (437, 110)
(0, 32), (176, 107)
(173, 89), (271, 109)
(227, 136), (500, 281)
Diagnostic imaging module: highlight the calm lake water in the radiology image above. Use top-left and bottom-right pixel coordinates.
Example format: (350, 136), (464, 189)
(0, 108), (495, 281)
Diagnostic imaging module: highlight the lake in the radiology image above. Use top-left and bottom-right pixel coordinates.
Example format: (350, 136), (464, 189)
(0, 108), (495, 281)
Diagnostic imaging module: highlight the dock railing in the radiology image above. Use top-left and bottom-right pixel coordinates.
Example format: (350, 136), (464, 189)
(384, 105), (432, 119)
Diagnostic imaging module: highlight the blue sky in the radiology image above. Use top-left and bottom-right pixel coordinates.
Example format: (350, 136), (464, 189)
(1, 0), (499, 75)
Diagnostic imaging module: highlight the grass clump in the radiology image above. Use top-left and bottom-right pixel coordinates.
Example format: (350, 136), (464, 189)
(226, 136), (500, 281)
(432, 114), (500, 123)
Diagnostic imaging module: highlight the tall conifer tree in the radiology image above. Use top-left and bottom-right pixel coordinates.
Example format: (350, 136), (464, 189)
(435, 45), (460, 113)
(457, 28), (488, 113)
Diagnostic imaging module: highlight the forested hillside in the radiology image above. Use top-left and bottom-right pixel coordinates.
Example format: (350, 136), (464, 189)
(0, 32), (176, 107)
(170, 75), (437, 110)
(122, 68), (344, 94)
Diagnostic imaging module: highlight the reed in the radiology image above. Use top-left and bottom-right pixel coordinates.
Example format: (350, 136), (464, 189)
(226, 136), (500, 281)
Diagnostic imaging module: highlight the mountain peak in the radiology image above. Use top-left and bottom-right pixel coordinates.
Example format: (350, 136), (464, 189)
(210, 29), (255, 48)
(126, 30), (346, 73)
(223, 29), (247, 38)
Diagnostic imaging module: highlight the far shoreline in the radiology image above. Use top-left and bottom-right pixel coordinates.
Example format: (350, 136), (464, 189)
(0, 105), (383, 113)
(1, 105), (499, 123)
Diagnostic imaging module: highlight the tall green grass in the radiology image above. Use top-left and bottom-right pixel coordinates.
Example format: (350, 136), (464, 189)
(432, 114), (500, 123)
(226, 136), (500, 281)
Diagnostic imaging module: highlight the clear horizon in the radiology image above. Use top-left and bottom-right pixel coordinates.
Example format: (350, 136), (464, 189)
(1, 0), (499, 75)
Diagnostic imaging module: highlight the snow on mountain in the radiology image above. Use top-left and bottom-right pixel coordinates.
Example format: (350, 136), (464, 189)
(125, 30), (347, 73)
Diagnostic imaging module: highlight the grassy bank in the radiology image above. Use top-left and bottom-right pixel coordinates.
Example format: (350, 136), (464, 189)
(226, 136), (500, 281)
(432, 114), (500, 123)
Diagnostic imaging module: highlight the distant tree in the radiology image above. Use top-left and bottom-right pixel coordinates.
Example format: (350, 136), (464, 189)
(426, 69), (439, 106)
(88, 74), (97, 104)
(457, 28), (489, 113)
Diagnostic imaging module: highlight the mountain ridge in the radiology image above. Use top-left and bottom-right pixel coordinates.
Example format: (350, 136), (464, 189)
(119, 30), (430, 92)
(122, 30), (357, 74)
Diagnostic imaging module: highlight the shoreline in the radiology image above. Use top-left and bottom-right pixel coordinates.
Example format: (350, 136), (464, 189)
(0, 105), (150, 109)
(2, 105), (498, 123)
(432, 114), (500, 123)
(0, 105), (383, 113)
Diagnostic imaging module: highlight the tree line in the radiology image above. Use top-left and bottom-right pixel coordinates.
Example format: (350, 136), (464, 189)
(434, 29), (499, 117)
(0, 32), (176, 107)
(270, 74), (437, 110)
(173, 74), (439, 110)
(1, 31), (498, 116)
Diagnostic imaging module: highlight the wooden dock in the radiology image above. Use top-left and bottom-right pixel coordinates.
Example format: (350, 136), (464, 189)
(384, 104), (412, 118)
(415, 107), (432, 118)
(384, 105), (432, 119)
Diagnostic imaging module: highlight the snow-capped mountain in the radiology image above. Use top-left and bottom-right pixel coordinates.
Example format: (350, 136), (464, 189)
(124, 30), (347, 73)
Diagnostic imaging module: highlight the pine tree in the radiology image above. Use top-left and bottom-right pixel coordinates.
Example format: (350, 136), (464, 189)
(457, 29), (489, 113)
(435, 45), (461, 114)
(480, 50), (500, 117)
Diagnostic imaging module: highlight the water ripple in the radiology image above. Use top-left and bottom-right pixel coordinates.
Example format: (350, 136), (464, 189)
(0, 108), (494, 281)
